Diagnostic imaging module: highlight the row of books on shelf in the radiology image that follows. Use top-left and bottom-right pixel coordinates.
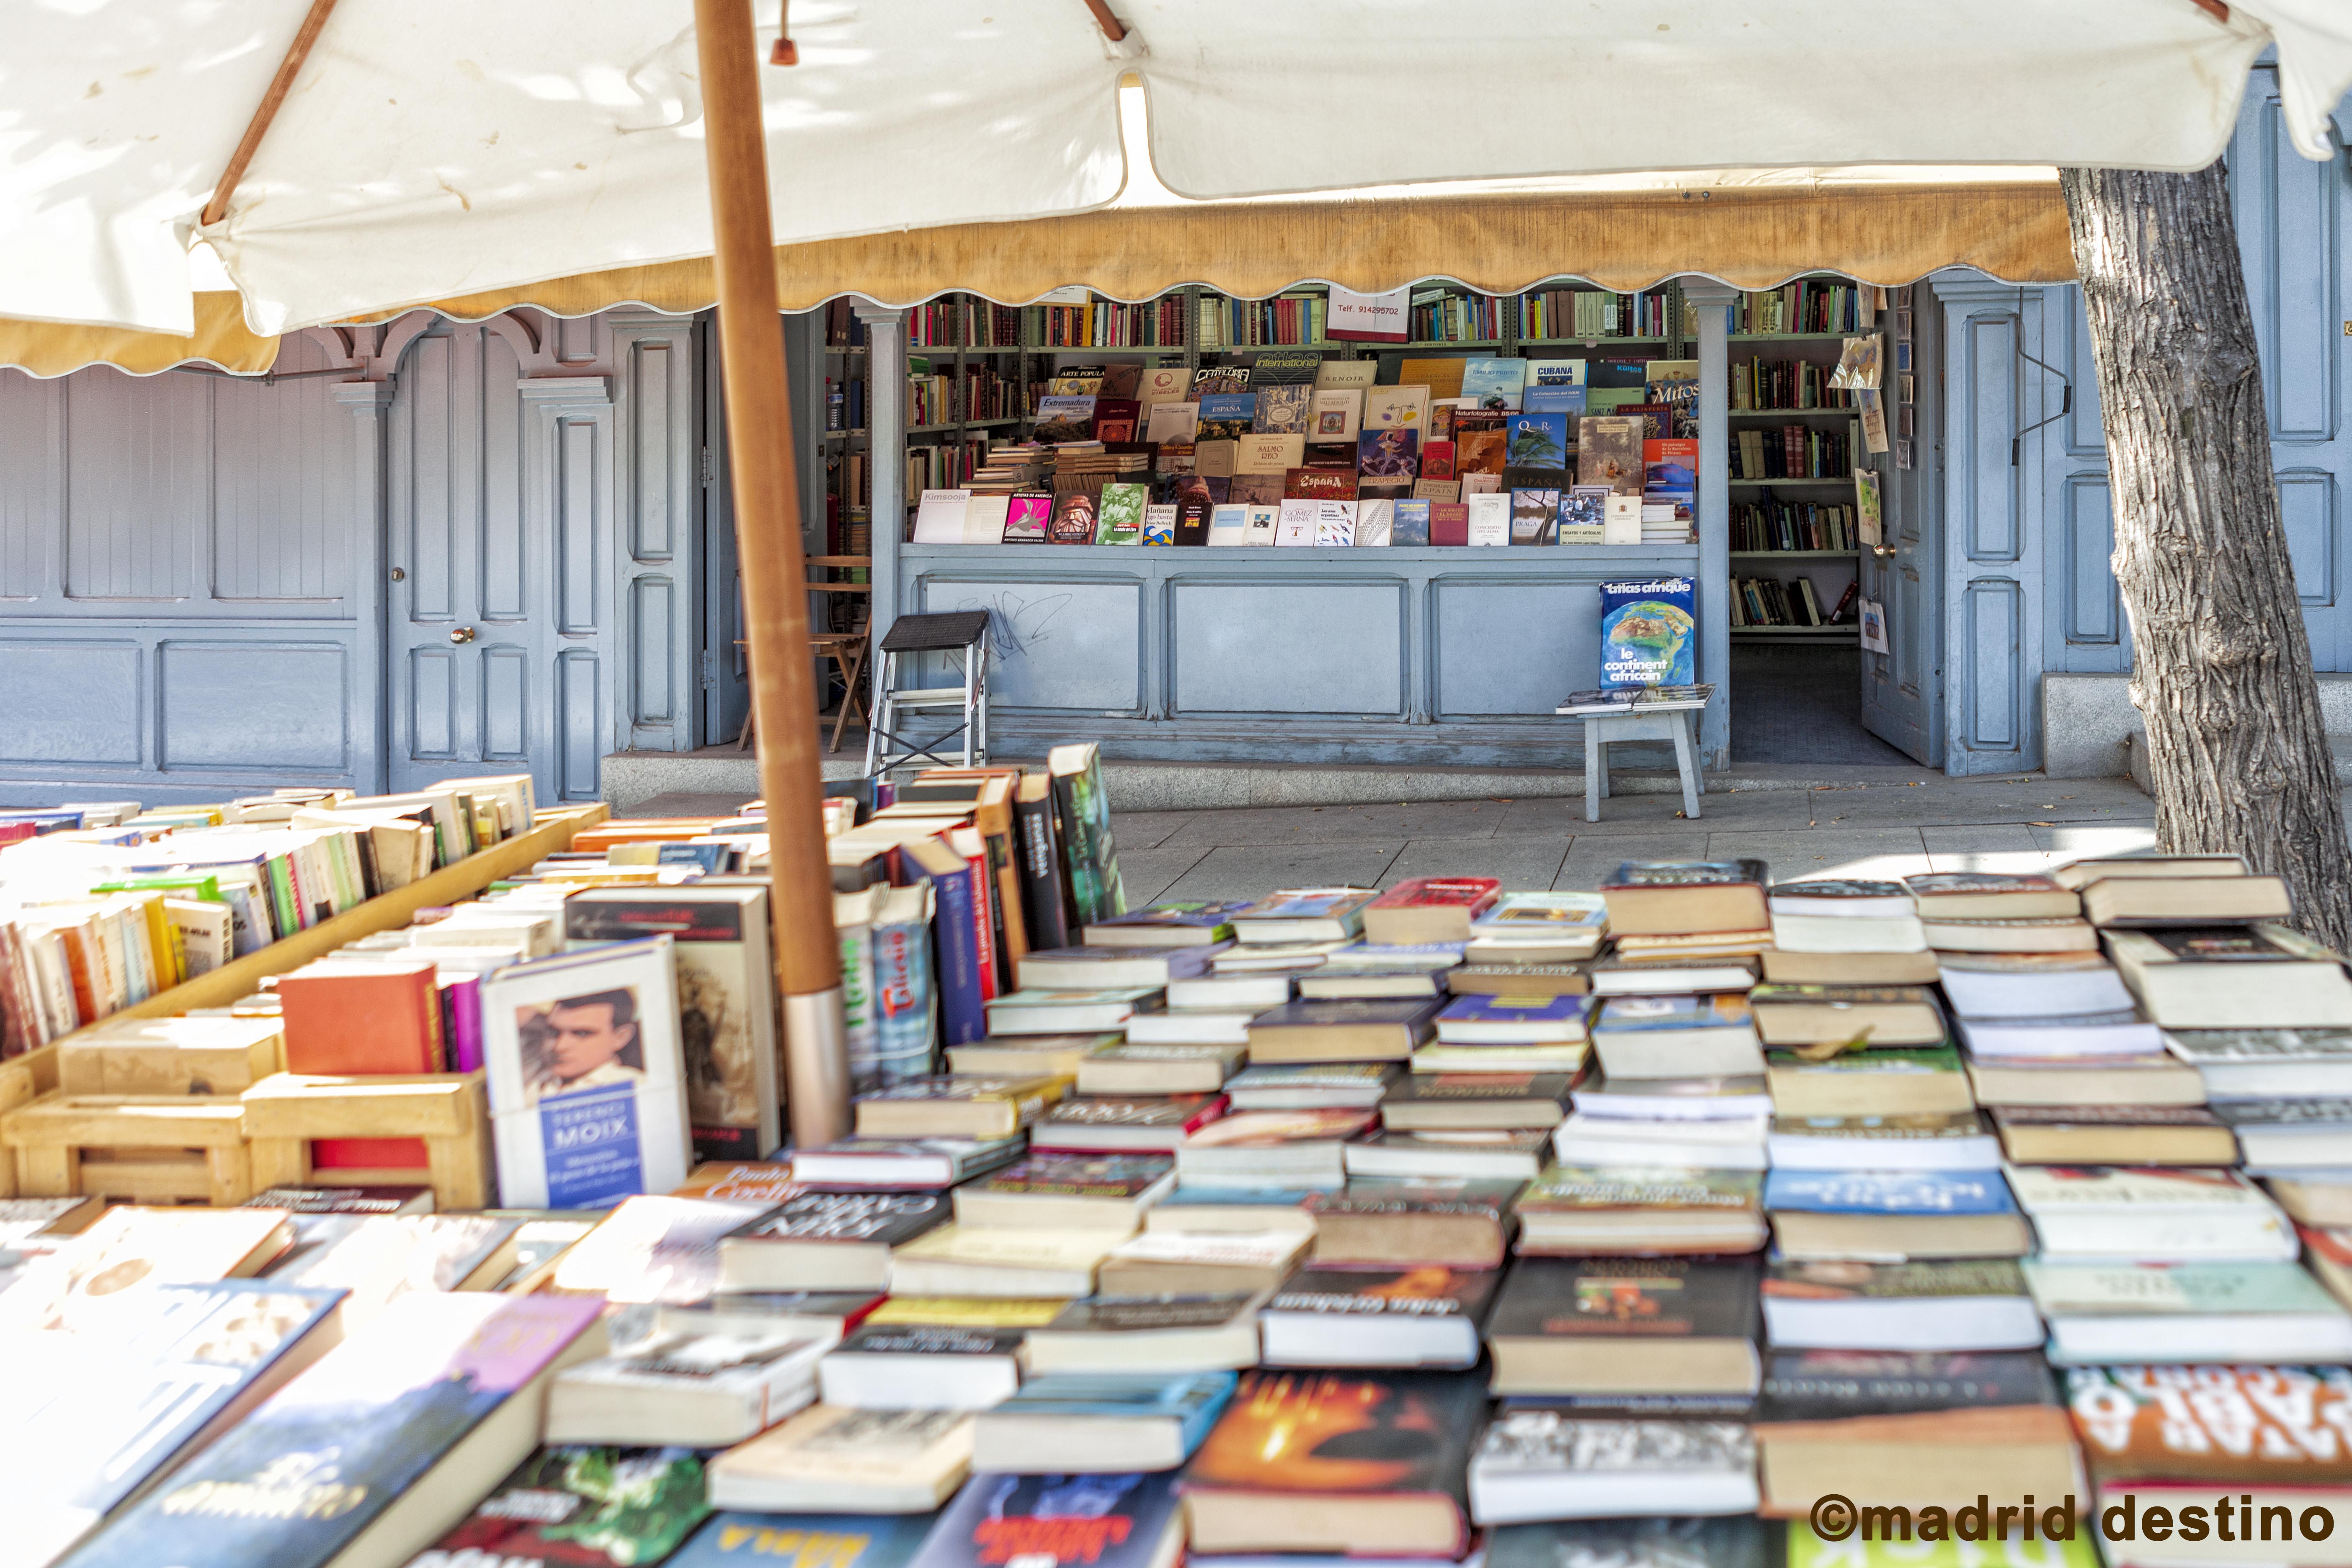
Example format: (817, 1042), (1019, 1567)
(907, 362), (1020, 429)
(1730, 575), (1857, 629)
(1728, 354), (1859, 412)
(0, 776), (538, 1052)
(917, 486), (1680, 549)
(906, 298), (1024, 350)
(1730, 499), (1860, 554)
(904, 439), (993, 495)
(1519, 286), (1693, 341)
(823, 281), (1886, 358)
(1408, 286), (1509, 343)
(1040, 352), (1696, 424)
(1728, 424), (1855, 482)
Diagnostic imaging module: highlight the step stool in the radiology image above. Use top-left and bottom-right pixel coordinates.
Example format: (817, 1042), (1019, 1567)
(864, 609), (993, 776)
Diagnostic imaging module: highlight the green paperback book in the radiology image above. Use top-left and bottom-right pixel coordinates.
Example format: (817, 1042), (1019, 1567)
(1094, 482), (1148, 545)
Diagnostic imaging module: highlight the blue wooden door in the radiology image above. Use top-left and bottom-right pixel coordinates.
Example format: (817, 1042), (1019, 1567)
(384, 322), (616, 802)
(1859, 288), (1944, 765)
(2232, 67), (2351, 668)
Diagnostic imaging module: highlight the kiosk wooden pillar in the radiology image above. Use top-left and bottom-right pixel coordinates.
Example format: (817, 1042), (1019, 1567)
(693, 0), (851, 1148)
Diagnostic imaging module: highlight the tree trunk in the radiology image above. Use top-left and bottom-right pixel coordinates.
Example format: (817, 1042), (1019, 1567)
(2060, 163), (2352, 953)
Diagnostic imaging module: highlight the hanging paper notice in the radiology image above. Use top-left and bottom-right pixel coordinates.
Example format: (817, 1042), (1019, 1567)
(1859, 598), (1891, 655)
(1831, 335), (1883, 390)
(1328, 284), (1412, 342)
(1856, 391), (1890, 454)
(1854, 469), (1884, 549)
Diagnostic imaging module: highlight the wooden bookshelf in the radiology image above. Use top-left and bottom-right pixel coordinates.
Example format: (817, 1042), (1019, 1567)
(1732, 625), (1859, 639)
(1732, 476), (1856, 486)
(0, 804), (610, 1117)
(1732, 549), (1859, 560)
(1729, 407), (1856, 418)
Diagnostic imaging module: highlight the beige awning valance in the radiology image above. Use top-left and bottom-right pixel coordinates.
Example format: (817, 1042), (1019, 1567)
(0, 180), (2075, 379)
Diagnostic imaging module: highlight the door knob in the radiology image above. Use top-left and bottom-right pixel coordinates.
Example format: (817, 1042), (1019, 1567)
(449, 627), (476, 644)
(1870, 544), (1898, 558)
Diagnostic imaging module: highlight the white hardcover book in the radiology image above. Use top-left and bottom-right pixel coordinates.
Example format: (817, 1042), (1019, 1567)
(1313, 500), (1357, 547)
(482, 935), (695, 1208)
(1240, 504), (1281, 545)
(565, 885), (782, 1163)
(1275, 498), (1318, 546)
(1466, 493), (1512, 546)
(911, 489), (973, 544)
(1207, 503), (1250, 546)
(1354, 498), (1395, 547)
(961, 494), (1012, 544)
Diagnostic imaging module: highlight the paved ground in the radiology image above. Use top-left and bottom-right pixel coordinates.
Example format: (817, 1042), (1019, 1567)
(636, 772), (2182, 897)
(1108, 774), (2167, 900)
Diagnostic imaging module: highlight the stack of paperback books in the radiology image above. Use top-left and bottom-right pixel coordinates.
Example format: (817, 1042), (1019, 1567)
(21, 763), (2352, 1568)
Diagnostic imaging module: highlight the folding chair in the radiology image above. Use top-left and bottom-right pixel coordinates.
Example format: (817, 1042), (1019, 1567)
(732, 555), (873, 754)
(864, 610), (993, 777)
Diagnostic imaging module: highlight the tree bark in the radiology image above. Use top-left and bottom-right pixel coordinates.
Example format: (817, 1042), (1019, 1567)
(2060, 163), (2352, 953)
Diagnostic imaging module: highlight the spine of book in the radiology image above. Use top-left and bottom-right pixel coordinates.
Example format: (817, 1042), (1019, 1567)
(1050, 771), (1104, 929)
(838, 910), (881, 1078)
(871, 896), (939, 1088)
(926, 860), (989, 1046)
(1014, 784), (1075, 950)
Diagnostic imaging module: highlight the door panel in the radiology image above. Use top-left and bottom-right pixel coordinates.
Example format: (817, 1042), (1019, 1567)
(385, 322), (634, 801)
(1859, 286), (1943, 764)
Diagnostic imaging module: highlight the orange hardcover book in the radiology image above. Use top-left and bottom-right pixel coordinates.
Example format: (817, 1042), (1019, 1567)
(276, 959), (447, 1171)
(275, 959), (446, 1076)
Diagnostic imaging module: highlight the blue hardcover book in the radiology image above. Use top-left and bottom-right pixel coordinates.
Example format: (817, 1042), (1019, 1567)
(983, 1371), (1238, 1460)
(656, 841), (732, 872)
(1156, 1186), (1320, 1213)
(673, 1512), (938, 1568)
(1437, 993), (1591, 1026)
(1506, 412), (1571, 468)
(927, 860), (988, 1047)
(5, 1281), (347, 1568)
(1199, 392), (1258, 423)
(1523, 384), (1588, 417)
(1592, 993), (1753, 1032)
(61, 1293), (607, 1568)
(1391, 498), (1432, 546)
(1460, 358), (1529, 412)
(907, 1471), (1183, 1568)
(1763, 1168), (2019, 1216)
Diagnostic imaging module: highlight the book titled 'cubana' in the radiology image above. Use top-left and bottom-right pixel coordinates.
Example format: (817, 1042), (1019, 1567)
(60, 1292), (606, 1568)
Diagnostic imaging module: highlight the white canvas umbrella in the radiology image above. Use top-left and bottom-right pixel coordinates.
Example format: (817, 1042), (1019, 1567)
(5, 1), (2350, 338)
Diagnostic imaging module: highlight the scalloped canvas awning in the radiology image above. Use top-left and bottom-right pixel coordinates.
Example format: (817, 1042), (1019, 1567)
(2, 0), (2345, 375)
(0, 169), (2077, 378)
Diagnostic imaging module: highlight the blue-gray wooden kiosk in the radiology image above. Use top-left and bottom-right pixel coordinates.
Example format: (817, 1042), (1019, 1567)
(859, 281), (1756, 774)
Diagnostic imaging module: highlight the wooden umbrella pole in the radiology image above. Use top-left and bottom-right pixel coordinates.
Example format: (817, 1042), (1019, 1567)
(692, 0), (850, 1148)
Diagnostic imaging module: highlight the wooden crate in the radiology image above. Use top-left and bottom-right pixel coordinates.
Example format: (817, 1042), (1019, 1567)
(242, 1072), (494, 1210)
(0, 1093), (253, 1206)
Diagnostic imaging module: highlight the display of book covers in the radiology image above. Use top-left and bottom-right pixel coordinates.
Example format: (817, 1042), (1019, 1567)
(15, 760), (2352, 1568)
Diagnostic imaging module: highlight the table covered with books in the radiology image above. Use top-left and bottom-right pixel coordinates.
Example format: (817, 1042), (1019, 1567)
(3, 771), (2351, 1568)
